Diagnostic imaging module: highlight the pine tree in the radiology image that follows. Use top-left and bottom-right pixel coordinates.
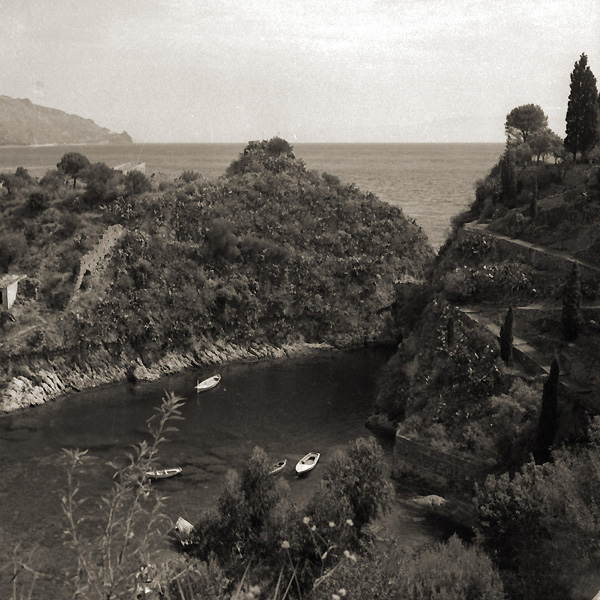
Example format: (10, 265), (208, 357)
(535, 357), (559, 464)
(565, 53), (600, 160)
(562, 263), (582, 341)
(499, 307), (513, 365)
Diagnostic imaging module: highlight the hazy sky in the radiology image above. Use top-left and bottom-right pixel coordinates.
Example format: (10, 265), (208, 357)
(1, 0), (599, 143)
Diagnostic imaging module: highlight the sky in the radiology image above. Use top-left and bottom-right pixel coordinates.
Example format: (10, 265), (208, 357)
(1, 0), (599, 144)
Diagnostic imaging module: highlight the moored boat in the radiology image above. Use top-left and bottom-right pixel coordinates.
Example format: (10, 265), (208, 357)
(295, 452), (320, 475)
(195, 374), (221, 392)
(146, 467), (182, 479)
(269, 459), (287, 475)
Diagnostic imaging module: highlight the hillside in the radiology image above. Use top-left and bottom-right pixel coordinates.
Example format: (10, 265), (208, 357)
(0, 95), (132, 146)
(375, 152), (600, 599)
(0, 137), (433, 409)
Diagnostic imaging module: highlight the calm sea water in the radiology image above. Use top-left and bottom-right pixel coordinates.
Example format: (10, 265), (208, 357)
(1, 349), (450, 599)
(0, 143), (503, 248)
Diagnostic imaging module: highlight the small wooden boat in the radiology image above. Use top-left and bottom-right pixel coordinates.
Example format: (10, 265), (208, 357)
(269, 459), (287, 475)
(295, 452), (320, 475)
(195, 374), (221, 392)
(146, 467), (182, 480)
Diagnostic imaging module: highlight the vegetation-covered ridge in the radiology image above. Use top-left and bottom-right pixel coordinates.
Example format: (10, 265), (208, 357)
(376, 52), (600, 599)
(0, 137), (433, 409)
(0, 94), (133, 146)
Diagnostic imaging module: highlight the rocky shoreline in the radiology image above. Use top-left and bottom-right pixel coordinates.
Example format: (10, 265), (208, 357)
(0, 338), (355, 414)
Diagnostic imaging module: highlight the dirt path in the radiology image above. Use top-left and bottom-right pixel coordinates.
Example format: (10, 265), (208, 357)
(464, 222), (600, 273)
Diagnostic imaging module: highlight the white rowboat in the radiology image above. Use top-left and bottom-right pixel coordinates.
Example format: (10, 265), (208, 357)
(146, 467), (182, 479)
(269, 459), (287, 475)
(295, 452), (320, 475)
(195, 374), (221, 392)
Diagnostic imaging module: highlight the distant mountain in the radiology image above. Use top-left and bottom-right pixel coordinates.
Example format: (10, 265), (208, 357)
(0, 95), (133, 146)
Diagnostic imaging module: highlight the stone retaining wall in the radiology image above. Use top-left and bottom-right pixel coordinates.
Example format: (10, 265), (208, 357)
(393, 433), (486, 490)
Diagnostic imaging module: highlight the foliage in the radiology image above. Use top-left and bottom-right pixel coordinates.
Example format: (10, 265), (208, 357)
(441, 263), (534, 303)
(505, 104), (549, 145)
(27, 188), (51, 213)
(60, 391), (184, 599)
(475, 431), (600, 599)
(81, 162), (120, 205)
(528, 128), (564, 164)
(0, 231), (28, 273)
(314, 535), (504, 600)
(180, 170), (201, 183)
(57, 152), (90, 188)
(188, 437), (391, 597)
(499, 306), (513, 365)
(562, 262), (582, 341)
(535, 357), (559, 464)
(123, 170), (152, 196)
(307, 437), (393, 537)
(565, 53), (600, 160)
(500, 150), (518, 207)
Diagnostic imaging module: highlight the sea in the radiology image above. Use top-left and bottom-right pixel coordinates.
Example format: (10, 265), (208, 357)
(0, 143), (503, 249)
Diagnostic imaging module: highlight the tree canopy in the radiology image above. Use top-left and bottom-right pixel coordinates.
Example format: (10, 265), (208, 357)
(57, 152), (90, 188)
(505, 104), (548, 145)
(565, 53), (600, 159)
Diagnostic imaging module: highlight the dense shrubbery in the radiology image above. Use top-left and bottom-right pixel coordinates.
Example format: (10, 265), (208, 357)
(0, 140), (433, 357)
(475, 422), (600, 599)
(441, 263), (535, 303)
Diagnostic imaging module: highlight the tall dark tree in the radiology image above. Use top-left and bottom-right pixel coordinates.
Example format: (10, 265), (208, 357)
(505, 104), (549, 145)
(57, 152), (90, 189)
(500, 150), (518, 207)
(535, 357), (560, 464)
(499, 307), (513, 365)
(565, 54), (600, 160)
(562, 262), (582, 341)
(445, 316), (455, 346)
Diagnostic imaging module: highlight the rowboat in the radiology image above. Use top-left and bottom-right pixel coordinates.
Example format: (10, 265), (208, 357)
(195, 374), (221, 392)
(146, 467), (182, 479)
(269, 459), (287, 475)
(295, 452), (320, 475)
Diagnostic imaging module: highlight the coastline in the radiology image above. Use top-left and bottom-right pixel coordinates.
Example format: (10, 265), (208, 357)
(0, 336), (378, 414)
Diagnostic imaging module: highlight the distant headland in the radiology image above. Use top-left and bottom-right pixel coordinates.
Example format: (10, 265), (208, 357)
(0, 95), (132, 146)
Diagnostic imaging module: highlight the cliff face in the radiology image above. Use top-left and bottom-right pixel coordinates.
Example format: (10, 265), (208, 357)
(0, 96), (132, 146)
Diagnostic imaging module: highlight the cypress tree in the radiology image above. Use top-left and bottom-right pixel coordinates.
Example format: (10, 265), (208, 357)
(562, 262), (582, 342)
(446, 316), (455, 346)
(565, 53), (600, 160)
(499, 307), (513, 365)
(500, 150), (518, 207)
(535, 357), (560, 464)
(529, 177), (538, 222)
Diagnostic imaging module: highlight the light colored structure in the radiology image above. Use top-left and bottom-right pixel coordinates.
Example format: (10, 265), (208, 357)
(114, 162), (146, 175)
(0, 274), (21, 310)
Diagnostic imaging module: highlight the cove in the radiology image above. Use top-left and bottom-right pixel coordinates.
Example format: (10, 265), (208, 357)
(0, 347), (446, 597)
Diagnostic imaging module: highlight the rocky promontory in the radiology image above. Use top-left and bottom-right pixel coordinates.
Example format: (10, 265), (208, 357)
(0, 95), (132, 146)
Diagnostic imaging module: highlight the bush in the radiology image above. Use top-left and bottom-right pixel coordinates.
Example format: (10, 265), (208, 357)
(27, 188), (51, 213)
(180, 170), (201, 183)
(123, 170), (152, 196)
(0, 231), (28, 272)
(315, 535), (504, 600)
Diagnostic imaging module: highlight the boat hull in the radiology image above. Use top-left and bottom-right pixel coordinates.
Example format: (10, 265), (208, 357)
(146, 467), (182, 479)
(295, 452), (320, 475)
(195, 374), (221, 391)
(269, 459), (287, 475)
